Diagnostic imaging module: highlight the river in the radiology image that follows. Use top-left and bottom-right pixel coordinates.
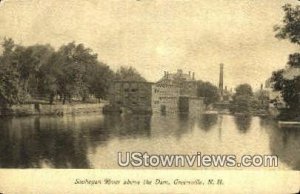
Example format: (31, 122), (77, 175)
(0, 113), (299, 170)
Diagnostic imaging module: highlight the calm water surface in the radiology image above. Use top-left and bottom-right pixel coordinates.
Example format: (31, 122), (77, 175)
(0, 113), (299, 170)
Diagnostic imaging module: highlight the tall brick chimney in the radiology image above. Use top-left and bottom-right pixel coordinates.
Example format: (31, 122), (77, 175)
(219, 63), (224, 100)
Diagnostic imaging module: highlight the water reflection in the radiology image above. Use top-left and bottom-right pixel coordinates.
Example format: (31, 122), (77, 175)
(150, 114), (194, 140)
(267, 123), (300, 170)
(0, 114), (299, 170)
(234, 115), (252, 133)
(105, 114), (151, 139)
(0, 117), (91, 168)
(198, 114), (218, 131)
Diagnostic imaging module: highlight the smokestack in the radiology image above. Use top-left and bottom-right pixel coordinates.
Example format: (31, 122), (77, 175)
(164, 71), (167, 76)
(219, 63), (224, 95)
(192, 72), (195, 80)
(189, 71), (191, 77)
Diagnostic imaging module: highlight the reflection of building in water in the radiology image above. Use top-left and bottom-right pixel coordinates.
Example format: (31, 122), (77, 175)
(152, 69), (204, 114)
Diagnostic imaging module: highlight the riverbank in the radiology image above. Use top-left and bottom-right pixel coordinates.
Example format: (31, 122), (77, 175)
(0, 103), (107, 117)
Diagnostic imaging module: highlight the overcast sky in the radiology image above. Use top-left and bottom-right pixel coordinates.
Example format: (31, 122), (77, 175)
(0, 0), (299, 90)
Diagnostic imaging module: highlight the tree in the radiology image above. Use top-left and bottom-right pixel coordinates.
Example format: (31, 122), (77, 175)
(234, 84), (253, 97)
(274, 4), (300, 45)
(0, 38), (22, 108)
(196, 80), (219, 108)
(0, 58), (20, 108)
(86, 62), (114, 102)
(1, 38), (145, 107)
(52, 42), (99, 104)
(271, 70), (300, 111)
(0, 38), (57, 105)
(254, 89), (269, 109)
(13, 44), (55, 97)
(37, 51), (62, 104)
(230, 84), (255, 113)
(271, 4), (300, 114)
(115, 66), (146, 82)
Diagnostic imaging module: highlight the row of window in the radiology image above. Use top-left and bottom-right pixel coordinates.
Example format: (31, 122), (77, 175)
(116, 101), (138, 105)
(124, 88), (139, 92)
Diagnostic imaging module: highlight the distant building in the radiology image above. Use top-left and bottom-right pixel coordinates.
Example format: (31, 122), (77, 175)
(108, 81), (153, 113)
(152, 69), (204, 114)
(222, 86), (233, 102)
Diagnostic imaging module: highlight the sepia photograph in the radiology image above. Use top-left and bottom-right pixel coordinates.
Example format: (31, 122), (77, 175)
(0, 0), (299, 193)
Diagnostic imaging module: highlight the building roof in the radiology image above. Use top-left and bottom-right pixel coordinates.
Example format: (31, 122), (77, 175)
(156, 69), (196, 85)
(112, 80), (154, 84)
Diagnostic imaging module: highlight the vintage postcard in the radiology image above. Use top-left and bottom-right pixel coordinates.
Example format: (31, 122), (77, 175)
(0, 0), (299, 193)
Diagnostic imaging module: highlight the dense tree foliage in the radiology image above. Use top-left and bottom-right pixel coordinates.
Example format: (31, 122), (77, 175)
(0, 38), (23, 107)
(234, 84), (253, 97)
(274, 4), (300, 45)
(230, 84), (259, 113)
(115, 66), (146, 82)
(271, 4), (300, 113)
(0, 38), (146, 106)
(196, 81), (219, 107)
(271, 70), (300, 111)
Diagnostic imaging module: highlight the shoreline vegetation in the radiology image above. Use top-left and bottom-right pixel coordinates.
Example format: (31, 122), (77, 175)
(0, 102), (107, 117)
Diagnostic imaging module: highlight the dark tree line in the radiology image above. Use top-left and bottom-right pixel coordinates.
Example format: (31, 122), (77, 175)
(196, 80), (219, 108)
(271, 4), (300, 117)
(230, 84), (258, 113)
(0, 38), (145, 107)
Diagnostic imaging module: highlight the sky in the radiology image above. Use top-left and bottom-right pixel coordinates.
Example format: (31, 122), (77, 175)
(0, 0), (299, 90)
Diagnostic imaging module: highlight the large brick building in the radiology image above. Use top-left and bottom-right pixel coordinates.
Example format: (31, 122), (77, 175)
(106, 70), (204, 114)
(152, 69), (204, 114)
(108, 81), (153, 113)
